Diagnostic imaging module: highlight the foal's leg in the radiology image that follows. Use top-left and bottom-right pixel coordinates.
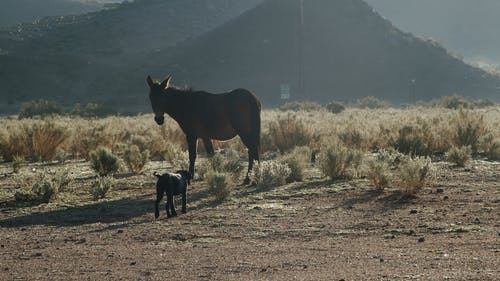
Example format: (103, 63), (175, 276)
(155, 188), (164, 219)
(167, 194), (177, 217)
(186, 135), (197, 181)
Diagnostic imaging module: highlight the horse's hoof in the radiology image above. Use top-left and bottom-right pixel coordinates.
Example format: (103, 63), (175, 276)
(242, 177), (250, 185)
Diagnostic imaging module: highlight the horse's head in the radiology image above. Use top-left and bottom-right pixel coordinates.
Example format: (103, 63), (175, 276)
(146, 75), (172, 125)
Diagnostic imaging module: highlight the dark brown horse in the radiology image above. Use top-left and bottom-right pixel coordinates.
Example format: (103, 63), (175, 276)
(146, 75), (261, 183)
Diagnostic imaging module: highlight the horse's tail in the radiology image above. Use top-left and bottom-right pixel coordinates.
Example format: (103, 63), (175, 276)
(249, 92), (262, 158)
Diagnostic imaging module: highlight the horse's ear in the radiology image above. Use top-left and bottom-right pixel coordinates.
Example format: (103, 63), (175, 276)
(160, 74), (172, 89)
(146, 75), (154, 88)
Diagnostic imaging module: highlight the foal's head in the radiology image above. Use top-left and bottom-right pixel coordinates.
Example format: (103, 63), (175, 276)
(146, 75), (172, 125)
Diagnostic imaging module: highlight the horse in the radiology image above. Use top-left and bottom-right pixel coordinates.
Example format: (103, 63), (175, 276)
(146, 75), (261, 184)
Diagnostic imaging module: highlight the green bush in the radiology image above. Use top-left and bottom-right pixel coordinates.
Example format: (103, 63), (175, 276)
(437, 95), (470, 109)
(90, 176), (113, 200)
(377, 148), (404, 167)
(367, 160), (391, 190)
(326, 101), (346, 114)
(206, 171), (233, 201)
(392, 125), (430, 156)
(198, 150), (243, 181)
(71, 103), (117, 118)
(14, 172), (67, 203)
(123, 144), (150, 174)
(90, 147), (120, 176)
(279, 146), (311, 182)
(451, 110), (487, 153)
(446, 146), (472, 167)
(398, 157), (432, 195)
(163, 144), (189, 170)
(317, 143), (363, 180)
(18, 99), (64, 119)
(249, 160), (291, 188)
(267, 113), (312, 153)
(279, 101), (322, 112)
(356, 96), (391, 109)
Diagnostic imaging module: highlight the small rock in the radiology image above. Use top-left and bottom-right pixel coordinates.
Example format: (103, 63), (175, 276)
(380, 258), (384, 262)
(443, 196), (449, 200)
(436, 188), (444, 193)
(410, 209), (418, 214)
(130, 262), (136, 266)
(473, 218), (480, 224)
(31, 253), (42, 257)
(117, 230), (124, 234)
(418, 237), (425, 243)
(408, 230), (416, 236)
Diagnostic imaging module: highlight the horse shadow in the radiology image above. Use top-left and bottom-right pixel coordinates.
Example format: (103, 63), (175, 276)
(0, 195), (154, 228)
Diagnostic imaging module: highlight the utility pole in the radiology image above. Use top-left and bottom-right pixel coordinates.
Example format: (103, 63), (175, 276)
(298, 0), (305, 99)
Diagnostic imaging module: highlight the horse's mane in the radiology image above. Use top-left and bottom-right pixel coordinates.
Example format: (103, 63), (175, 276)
(168, 85), (194, 94)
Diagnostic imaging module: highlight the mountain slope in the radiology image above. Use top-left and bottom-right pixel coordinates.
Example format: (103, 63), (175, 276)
(0, 0), (263, 113)
(164, 0), (500, 105)
(0, 0), (105, 26)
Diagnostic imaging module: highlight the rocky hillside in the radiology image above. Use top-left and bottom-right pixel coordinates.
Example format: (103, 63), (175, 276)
(165, 0), (500, 105)
(0, 0), (263, 113)
(0, 0), (107, 26)
(0, 0), (498, 114)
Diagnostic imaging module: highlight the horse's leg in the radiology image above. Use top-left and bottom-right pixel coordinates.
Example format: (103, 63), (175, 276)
(187, 135), (197, 181)
(202, 138), (215, 156)
(239, 134), (260, 185)
(181, 189), (187, 213)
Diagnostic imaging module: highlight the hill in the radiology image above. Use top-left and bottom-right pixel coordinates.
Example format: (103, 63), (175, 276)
(0, 0), (263, 113)
(0, 0), (106, 26)
(165, 0), (500, 105)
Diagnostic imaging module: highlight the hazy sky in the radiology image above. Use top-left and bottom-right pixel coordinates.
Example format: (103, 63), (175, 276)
(365, 0), (500, 67)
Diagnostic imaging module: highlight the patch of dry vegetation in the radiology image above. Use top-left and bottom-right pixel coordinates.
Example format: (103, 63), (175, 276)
(0, 104), (498, 205)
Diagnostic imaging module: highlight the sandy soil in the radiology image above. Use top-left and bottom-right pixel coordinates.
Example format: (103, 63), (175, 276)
(0, 159), (498, 280)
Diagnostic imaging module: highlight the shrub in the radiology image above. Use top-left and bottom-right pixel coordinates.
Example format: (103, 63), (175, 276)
(377, 148), (404, 167)
(14, 173), (60, 203)
(206, 171), (233, 201)
(317, 143), (363, 180)
(366, 160), (391, 190)
(480, 134), (500, 161)
(398, 157), (432, 195)
(71, 103), (117, 118)
(338, 128), (365, 149)
(356, 96), (391, 109)
(18, 99), (64, 119)
(12, 155), (24, 173)
(0, 128), (28, 162)
(471, 98), (495, 108)
(249, 160), (291, 188)
(279, 101), (322, 112)
(198, 150), (243, 180)
(451, 110), (487, 153)
(392, 125), (429, 156)
(326, 101), (346, 114)
(90, 176), (113, 200)
(163, 144), (189, 170)
(24, 121), (68, 162)
(123, 144), (150, 174)
(279, 146), (311, 182)
(90, 147), (120, 176)
(446, 146), (472, 167)
(267, 113), (312, 153)
(53, 169), (74, 192)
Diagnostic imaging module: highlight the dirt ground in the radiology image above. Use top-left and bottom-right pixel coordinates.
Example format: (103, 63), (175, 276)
(0, 159), (498, 281)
